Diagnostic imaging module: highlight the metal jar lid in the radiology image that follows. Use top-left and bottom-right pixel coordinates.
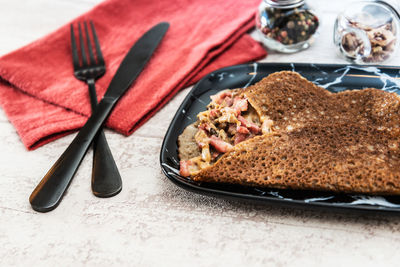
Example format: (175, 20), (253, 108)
(264, 0), (305, 9)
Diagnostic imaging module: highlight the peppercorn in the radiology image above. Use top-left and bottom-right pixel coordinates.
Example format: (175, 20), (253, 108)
(259, 5), (319, 46)
(256, 1), (320, 52)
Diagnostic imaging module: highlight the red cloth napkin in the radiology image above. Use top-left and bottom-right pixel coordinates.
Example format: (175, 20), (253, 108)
(0, 0), (266, 150)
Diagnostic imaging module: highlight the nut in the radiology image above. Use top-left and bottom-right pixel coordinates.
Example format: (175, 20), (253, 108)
(340, 20), (397, 63)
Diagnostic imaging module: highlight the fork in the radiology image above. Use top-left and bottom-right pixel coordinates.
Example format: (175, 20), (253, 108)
(70, 21), (122, 197)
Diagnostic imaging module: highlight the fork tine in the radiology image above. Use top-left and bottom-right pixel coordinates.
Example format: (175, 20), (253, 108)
(70, 24), (80, 69)
(90, 21), (105, 66)
(84, 21), (96, 65)
(78, 22), (88, 66)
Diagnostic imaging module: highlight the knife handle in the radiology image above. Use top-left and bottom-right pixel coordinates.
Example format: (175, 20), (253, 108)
(92, 130), (123, 197)
(29, 98), (116, 212)
(88, 80), (122, 198)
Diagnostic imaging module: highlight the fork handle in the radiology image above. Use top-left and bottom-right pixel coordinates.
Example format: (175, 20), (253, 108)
(87, 79), (122, 197)
(29, 98), (116, 212)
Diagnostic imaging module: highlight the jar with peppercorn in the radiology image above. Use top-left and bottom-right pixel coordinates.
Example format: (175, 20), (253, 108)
(334, 0), (400, 64)
(255, 0), (319, 53)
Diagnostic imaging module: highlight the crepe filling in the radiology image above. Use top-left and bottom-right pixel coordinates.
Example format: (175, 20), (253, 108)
(179, 89), (273, 176)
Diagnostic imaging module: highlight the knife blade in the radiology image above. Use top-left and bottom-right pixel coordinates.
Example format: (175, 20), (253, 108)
(29, 22), (169, 212)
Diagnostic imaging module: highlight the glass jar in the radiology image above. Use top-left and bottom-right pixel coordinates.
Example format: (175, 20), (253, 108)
(333, 1), (400, 64)
(255, 0), (319, 53)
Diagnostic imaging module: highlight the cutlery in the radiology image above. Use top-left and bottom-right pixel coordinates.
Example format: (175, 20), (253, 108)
(29, 22), (169, 212)
(70, 21), (122, 198)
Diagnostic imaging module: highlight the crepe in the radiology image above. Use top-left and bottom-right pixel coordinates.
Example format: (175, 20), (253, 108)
(244, 71), (400, 132)
(178, 71), (400, 195)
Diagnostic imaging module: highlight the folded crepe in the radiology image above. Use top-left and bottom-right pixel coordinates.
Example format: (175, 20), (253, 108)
(178, 71), (400, 195)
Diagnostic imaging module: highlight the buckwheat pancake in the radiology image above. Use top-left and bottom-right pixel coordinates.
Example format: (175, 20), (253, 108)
(193, 123), (400, 195)
(178, 71), (400, 195)
(244, 71), (400, 132)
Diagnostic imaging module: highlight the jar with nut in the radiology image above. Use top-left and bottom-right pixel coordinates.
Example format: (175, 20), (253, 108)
(334, 1), (400, 64)
(255, 0), (319, 53)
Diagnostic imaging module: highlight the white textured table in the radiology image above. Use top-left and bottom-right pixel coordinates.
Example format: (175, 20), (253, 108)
(1, 1), (400, 266)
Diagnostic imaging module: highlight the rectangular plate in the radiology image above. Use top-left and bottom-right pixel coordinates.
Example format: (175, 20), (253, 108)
(160, 63), (400, 213)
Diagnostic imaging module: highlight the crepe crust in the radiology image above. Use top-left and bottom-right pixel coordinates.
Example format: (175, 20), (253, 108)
(180, 71), (400, 195)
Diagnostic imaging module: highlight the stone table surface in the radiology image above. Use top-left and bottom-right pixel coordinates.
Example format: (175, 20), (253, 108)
(1, 0), (400, 266)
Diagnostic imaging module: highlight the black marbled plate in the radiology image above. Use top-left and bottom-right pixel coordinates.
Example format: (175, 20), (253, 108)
(160, 63), (400, 213)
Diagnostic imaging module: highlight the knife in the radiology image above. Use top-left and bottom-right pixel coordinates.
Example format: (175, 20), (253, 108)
(29, 22), (169, 212)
